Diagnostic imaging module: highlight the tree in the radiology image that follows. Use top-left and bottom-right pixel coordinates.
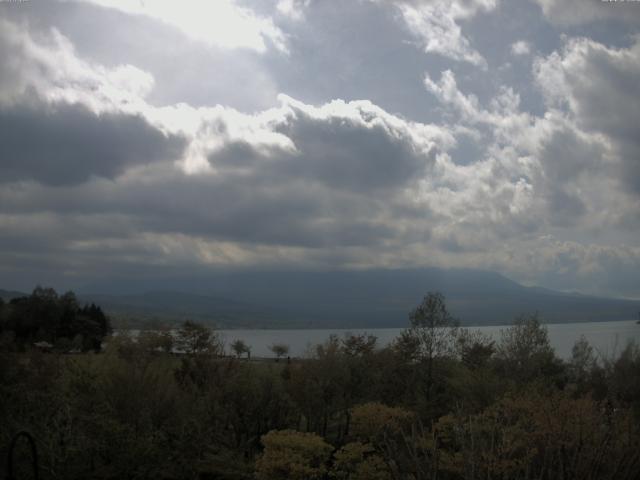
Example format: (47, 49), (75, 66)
(1, 287), (111, 351)
(349, 403), (417, 477)
(341, 333), (377, 357)
(432, 390), (640, 480)
(230, 338), (251, 359)
(338, 334), (379, 437)
(350, 402), (415, 442)
(456, 328), (495, 369)
(495, 312), (561, 384)
(568, 335), (596, 388)
(175, 320), (220, 355)
(269, 343), (290, 361)
(255, 430), (333, 480)
(137, 329), (174, 354)
(57, 291), (80, 341)
(330, 442), (391, 480)
(78, 302), (112, 351)
(403, 292), (459, 401)
(606, 340), (640, 416)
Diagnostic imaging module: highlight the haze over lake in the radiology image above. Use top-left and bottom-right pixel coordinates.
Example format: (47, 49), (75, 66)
(218, 320), (640, 359)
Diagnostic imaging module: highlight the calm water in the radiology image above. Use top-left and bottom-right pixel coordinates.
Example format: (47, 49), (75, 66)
(218, 320), (640, 359)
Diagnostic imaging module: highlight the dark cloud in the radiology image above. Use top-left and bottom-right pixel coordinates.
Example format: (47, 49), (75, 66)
(210, 109), (436, 195)
(0, 99), (186, 185)
(51, 174), (394, 249)
(270, 108), (437, 191)
(537, 124), (601, 225)
(0, 92), (443, 252)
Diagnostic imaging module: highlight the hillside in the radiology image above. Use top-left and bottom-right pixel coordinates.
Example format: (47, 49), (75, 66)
(75, 268), (640, 328)
(80, 291), (293, 329)
(0, 289), (27, 301)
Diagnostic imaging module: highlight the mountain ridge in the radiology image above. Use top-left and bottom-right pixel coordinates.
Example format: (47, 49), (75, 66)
(0, 268), (640, 328)
(5, 268), (639, 328)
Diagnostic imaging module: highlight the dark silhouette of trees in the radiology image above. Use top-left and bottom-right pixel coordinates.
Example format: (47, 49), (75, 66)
(269, 343), (290, 361)
(0, 286), (111, 352)
(231, 338), (251, 358)
(494, 312), (563, 384)
(175, 319), (221, 355)
(401, 292), (459, 404)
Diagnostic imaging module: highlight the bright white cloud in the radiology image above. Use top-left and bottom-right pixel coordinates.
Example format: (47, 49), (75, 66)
(424, 69), (484, 121)
(534, 37), (640, 197)
(80, 0), (288, 53)
(0, 19), (154, 115)
(392, 0), (498, 67)
(534, 37), (640, 132)
(422, 65), (629, 245)
(276, 0), (311, 21)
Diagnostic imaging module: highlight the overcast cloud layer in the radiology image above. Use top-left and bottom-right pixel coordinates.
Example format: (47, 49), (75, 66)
(1, 0), (639, 298)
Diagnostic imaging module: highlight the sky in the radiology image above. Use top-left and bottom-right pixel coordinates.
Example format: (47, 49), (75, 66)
(0, 0), (639, 298)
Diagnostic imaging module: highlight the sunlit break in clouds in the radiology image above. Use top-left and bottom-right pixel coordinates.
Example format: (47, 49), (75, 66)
(1, 0), (640, 298)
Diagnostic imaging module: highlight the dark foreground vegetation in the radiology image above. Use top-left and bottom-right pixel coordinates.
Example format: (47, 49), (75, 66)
(1, 290), (640, 479)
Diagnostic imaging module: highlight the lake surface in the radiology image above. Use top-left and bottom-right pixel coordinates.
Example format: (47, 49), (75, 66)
(218, 320), (640, 359)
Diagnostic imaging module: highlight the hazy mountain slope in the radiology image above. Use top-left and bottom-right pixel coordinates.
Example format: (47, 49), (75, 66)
(75, 268), (640, 328)
(0, 289), (27, 301)
(78, 291), (293, 329)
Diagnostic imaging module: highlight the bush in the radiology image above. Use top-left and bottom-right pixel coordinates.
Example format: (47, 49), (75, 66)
(255, 430), (333, 480)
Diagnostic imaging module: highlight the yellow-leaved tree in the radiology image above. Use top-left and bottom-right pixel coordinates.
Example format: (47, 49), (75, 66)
(255, 429), (333, 480)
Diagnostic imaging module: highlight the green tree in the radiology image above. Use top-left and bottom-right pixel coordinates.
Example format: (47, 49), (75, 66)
(175, 320), (220, 355)
(495, 313), (562, 384)
(2, 287), (111, 351)
(456, 328), (495, 369)
(287, 336), (348, 437)
(269, 343), (290, 361)
(606, 340), (640, 418)
(568, 335), (597, 391)
(230, 338), (251, 359)
(341, 333), (377, 357)
(334, 334), (383, 438)
(402, 292), (459, 401)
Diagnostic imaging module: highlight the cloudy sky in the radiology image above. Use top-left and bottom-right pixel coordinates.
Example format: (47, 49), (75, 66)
(1, 0), (639, 297)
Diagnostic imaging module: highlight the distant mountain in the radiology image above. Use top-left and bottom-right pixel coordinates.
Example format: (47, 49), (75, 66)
(76, 268), (640, 328)
(0, 289), (27, 301)
(79, 291), (293, 329)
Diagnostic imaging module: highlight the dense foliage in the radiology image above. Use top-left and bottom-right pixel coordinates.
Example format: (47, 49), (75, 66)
(1, 292), (639, 479)
(0, 286), (111, 352)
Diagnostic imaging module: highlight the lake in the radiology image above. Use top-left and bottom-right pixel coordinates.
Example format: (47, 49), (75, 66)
(218, 320), (640, 359)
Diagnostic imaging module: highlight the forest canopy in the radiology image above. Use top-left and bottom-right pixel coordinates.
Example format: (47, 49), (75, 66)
(0, 286), (111, 352)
